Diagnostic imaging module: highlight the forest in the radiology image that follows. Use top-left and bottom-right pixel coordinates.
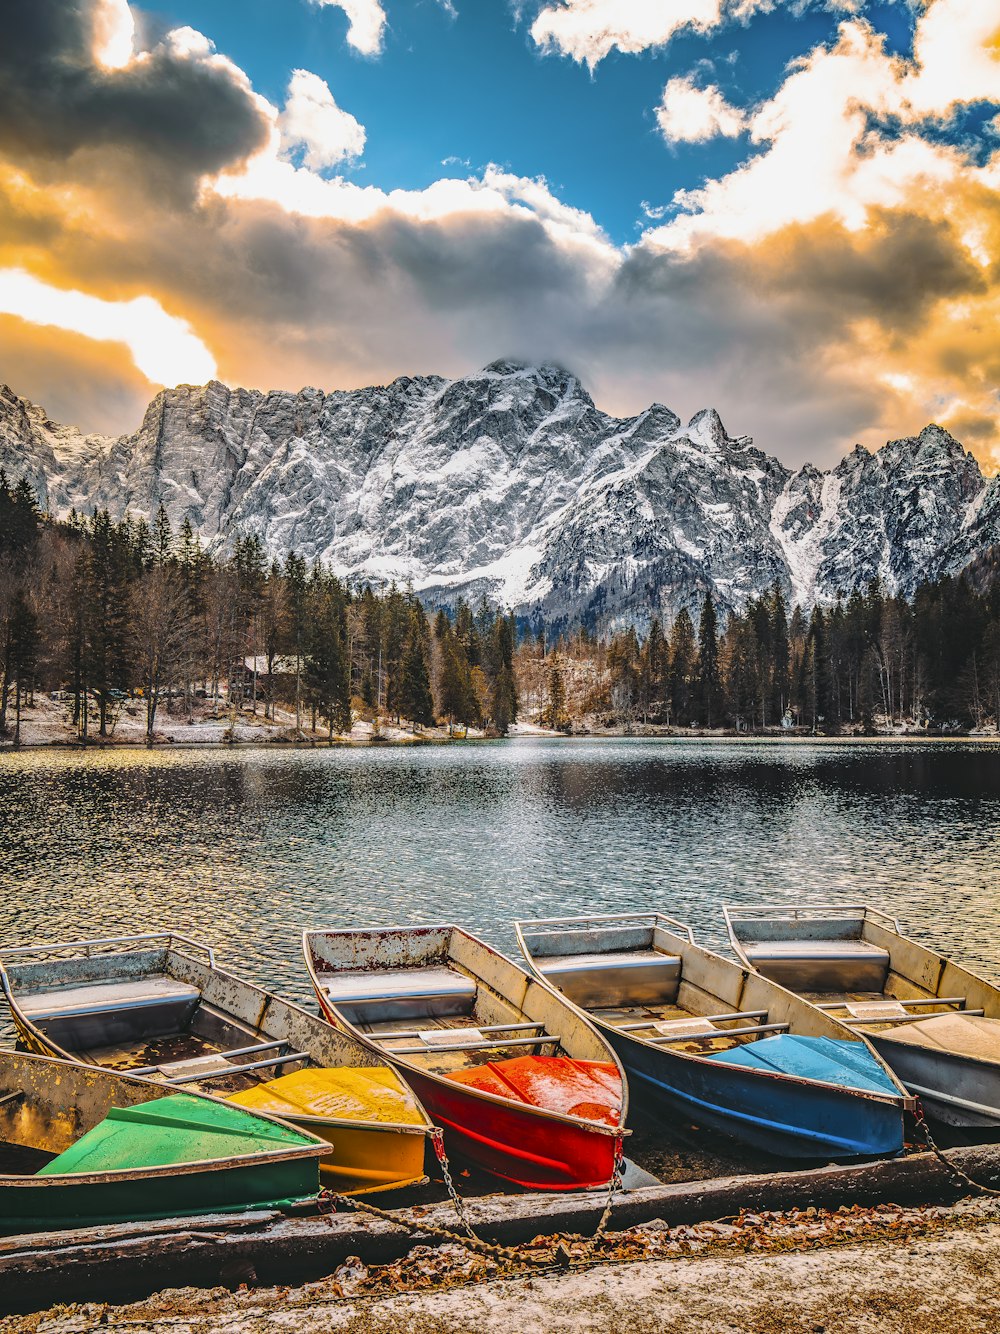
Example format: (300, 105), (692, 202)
(2, 470), (1000, 743)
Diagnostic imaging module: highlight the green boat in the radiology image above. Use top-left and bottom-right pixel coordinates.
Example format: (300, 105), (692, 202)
(0, 1049), (328, 1235)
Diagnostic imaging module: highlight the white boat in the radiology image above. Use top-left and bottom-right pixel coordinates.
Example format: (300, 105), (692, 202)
(516, 912), (911, 1159)
(1, 932), (434, 1194)
(724, 903), (1000, 1127)
(303, 923), (628, 1191)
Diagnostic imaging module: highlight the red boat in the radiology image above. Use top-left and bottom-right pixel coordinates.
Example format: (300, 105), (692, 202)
(302, 924), (628, 1190)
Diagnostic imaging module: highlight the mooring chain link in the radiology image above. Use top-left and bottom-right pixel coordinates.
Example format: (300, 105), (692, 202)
(317, 1185), (527, 1264)
(315, 1129), (626, 1267)
(589, 1138), (626, 1246)
(431, 1128), (480, 1241)
(910, 1100), (1000, 1198)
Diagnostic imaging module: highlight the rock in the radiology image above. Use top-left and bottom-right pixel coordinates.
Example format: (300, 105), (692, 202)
(2, 368), (997, 629)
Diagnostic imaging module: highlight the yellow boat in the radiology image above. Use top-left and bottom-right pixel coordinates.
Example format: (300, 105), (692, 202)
(0, 933), (433, 1195)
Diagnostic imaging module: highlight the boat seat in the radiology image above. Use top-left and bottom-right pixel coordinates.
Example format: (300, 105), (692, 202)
(744, 939), (890, 993)
(318, 966), (477, 1025)
(16, 976), (201, 1050)
(536, 950), (681, 1009)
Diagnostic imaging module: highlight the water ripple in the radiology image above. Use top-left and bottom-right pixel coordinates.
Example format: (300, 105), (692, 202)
(1, 738), (998, 1032)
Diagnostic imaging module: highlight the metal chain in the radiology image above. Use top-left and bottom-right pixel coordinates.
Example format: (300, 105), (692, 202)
(317, 1186), (528, 1264)
(910, 1101), (1000, 1198)
(588, 1137), (626, 1246)
(431, 1128), (480, 1241)
(315, 1129), (628, 1266)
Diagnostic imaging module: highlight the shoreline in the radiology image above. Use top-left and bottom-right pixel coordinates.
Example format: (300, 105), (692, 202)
(2, 729), (999, 754)
(7, 1198), (1000, 1333)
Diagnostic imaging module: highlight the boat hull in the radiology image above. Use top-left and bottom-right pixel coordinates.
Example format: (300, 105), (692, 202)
(400, 1063), (619, 1190)
(604, 1029), (904, 1159)
(1, 1155), (319, 1236)
(312, 994), (618, 1191)
(871, 1036), (1000, 1128)
(298, 1117), (428, 1194)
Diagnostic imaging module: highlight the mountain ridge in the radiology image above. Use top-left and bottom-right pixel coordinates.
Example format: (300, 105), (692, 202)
(2, 364), (998, 628)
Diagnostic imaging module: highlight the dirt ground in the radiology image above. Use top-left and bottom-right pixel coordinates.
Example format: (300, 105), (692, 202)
(6, 1201), (1000, 1334)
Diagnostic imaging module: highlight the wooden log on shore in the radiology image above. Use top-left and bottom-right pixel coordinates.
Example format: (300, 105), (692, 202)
(4, 1144), (1000, 1313)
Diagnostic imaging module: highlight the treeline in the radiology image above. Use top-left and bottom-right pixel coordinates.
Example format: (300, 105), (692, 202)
(0, 474), (518, 743)
(548, 578), (1000, 732)
(4, 470), (1000, 742)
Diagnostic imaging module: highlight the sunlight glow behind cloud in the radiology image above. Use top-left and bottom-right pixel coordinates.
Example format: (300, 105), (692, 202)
(0, 270), (217, 387)
(92, 0), (134, 69)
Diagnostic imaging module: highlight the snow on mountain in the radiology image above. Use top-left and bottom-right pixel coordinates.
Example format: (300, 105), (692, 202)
(2, 365), (998, 627)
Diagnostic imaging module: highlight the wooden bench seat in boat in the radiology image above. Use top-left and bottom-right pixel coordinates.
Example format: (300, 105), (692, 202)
(316, 967), (476, 1025)
(534, 950), (681, 1009)
(16, 976), (201, 1050)
(742, 939), (890, 993)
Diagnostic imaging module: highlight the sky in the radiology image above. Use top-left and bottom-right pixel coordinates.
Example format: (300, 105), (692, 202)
(0, 0), (999, 471)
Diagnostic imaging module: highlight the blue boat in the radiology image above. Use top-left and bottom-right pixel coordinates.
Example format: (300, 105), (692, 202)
(515, 912), (913, 1160)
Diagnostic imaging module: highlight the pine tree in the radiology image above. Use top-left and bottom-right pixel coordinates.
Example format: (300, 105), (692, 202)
(696, 592), (722, 728)
(546, 655), (568, 731)
(399, 628), (434, 727)
(668, 607), (696, 726)
(152, 504), (172, 566)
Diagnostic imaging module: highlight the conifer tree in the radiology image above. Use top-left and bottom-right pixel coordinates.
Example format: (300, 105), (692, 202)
(668, 607), (696, 725)
(696, 592), (721, 728)
(399, 626), (435, 727)
(546, 655), (568, 731)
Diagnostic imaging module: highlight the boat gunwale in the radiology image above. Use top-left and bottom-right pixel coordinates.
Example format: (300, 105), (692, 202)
(513, 912), (911, 1108)
(301, 924), (629, 1138)
(0, 1051), (329, 1191)
(0, 941), (435, 1141)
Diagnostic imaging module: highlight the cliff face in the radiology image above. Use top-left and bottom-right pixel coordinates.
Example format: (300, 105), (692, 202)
(3, 363), (998, 626)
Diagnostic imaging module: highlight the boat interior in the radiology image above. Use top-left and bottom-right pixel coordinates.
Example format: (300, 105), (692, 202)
(0, 1048), (164, 1178)
(517, 914), (811, 1060)
(724, 904), (1000, 1059)
(306, 926), (624, 1122)
(1, 936), (427, 1124)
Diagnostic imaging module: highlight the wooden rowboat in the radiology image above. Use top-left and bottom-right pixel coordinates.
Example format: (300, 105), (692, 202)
(724, 902), (1000, 1128)
(515, 912), (912, 1160)
(302, 924), (628, 1191)
(0, 933), (434, 1195)
(0, 1048), (327, 1235)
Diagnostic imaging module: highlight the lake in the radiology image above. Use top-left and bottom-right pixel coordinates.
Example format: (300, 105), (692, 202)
(2, 737), (999, 1032)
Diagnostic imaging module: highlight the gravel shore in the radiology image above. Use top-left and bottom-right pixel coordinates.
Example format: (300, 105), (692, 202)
(7, 1200), (1000, 1333)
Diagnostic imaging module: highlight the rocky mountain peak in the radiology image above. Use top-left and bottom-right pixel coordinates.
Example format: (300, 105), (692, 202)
(683, 408), (730, 453)
(1, 367), (997, 628)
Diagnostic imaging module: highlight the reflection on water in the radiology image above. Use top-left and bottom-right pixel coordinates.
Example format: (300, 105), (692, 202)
(1, 739), (999, 1023)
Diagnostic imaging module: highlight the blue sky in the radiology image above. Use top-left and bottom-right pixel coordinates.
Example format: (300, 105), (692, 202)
(0, 0), (998, 469)
(156, 0), (917, 244)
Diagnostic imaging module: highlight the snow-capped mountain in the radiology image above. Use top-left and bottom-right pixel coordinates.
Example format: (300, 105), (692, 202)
(2, 361), (998, 626)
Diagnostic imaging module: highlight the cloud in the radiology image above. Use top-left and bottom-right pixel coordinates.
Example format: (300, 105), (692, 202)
(0, 269), (217, 385)
(1, 0), (999, 476)
(279, 70), (366, 169)
(655, 77), (748, 144)
(92, 0), (135, 69)
(0, 1), (270, 195)
(308, 0), (387, 57)
(528, 0), (855, 68)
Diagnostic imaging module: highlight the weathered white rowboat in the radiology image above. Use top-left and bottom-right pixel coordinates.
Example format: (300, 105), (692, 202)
(516, 911), (912, 1159)
(1, 932), (434, 1194)
(303, 923), (629, 1190)
(724, 903), (1000, 1127)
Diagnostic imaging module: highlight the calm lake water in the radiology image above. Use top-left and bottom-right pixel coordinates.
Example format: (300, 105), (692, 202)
(2, 738), (999, 1028)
